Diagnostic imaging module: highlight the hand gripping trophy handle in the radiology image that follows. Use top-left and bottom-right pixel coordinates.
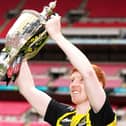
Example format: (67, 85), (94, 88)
(0, 1), (57, 83)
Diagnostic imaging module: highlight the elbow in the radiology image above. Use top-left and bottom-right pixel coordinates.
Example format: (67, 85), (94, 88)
(18, 86), (27, 96)
(83, 68), (95, 80)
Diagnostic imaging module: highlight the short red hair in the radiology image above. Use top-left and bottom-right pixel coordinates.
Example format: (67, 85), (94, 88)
(71, 64), (106, 88)
(92, 64), (106, 88)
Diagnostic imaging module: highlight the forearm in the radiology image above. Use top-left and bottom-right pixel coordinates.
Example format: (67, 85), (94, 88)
(15, 61), (51, 116)
(45, 15), (92, 75)
(15, 61), (34, 93)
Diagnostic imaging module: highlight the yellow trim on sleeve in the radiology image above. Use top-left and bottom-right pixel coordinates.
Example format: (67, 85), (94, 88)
(107, 115), (117, 126)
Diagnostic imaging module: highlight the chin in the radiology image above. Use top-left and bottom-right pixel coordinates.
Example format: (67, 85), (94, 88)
(72, 97), (88, 105)
(72, 99), (81, 104)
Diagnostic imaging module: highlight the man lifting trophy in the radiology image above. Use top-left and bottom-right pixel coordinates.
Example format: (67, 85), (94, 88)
(0, 1), (57, 84)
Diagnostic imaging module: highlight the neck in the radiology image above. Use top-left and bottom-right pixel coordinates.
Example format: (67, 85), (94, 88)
(76, 101), (90, 114)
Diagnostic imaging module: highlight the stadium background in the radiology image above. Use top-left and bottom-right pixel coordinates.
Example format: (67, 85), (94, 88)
(0, 0), (126, 125)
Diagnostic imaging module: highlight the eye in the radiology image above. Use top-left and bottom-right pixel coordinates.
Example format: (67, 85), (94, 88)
(71, 78), (74, 82)
(80, 78), (83, 81)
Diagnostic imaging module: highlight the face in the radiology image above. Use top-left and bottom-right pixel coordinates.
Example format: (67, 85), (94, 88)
(69, 71), (88, 105)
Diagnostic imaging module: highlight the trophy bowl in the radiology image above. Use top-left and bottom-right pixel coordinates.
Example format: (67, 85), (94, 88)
(0, 1), (57, 82)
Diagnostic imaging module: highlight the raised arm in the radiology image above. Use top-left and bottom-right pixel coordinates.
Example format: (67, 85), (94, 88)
(15, 60), (51, 116)
(45, 15), (106, 113)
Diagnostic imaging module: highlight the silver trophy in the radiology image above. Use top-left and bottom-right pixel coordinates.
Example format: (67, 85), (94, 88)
(0, 1), (57, 83)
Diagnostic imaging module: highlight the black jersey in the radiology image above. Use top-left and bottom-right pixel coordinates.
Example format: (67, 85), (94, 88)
(44, 97), (116, 126)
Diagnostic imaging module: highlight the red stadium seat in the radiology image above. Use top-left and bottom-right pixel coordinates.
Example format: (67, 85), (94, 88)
(22, 0), (82, 16)
(29, 61), (71, 75)
(53, 77), (70, 87)
(106, 78), (122, 88)
(0, 101), (30, 116)
(86, 0), (126, 18)
(0, 18), (16, 38)
(29, 62), (51, 75)
(34, 77), (50, 86)
(0, 121), (24, 126)
(0, 0), (21, 38)
(96, 63), (126, 76)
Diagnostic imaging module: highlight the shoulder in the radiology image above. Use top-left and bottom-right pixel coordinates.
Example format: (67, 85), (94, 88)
(89, 97), (116, 125)
(44, 99), (75, 125)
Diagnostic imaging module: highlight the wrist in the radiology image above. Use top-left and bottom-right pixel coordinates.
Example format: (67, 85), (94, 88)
(51, 32), (63, 41)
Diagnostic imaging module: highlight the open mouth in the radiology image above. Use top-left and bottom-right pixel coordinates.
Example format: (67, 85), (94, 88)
(72, 91), (80, 94)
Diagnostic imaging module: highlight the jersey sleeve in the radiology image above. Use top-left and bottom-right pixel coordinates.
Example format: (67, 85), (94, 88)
(44, 99), (74, 126)
(90, 97), (116, 125)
